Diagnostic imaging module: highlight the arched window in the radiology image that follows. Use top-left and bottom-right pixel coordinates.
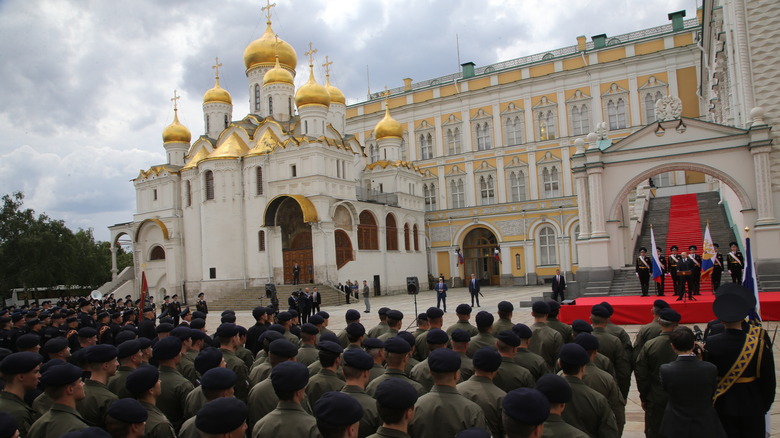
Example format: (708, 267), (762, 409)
(450, 179), (465, 208)
(420, 133), (433, 159)
(505, 117), (522, 145)
(335, 230), (353, 268)
(304, 120), (308, 134)
(424, 184), (437, 211)
(386, 214), (398, 251)
(608, 98), (627, 130)
(254, 84), (261, 112)
(256, 167), (263, 195)
(509, 171), (526, 202)
(539, 227), (557, 265)
(288, 97), (292, 116)
(644, 91), (663, 124)
(358, 211), (378, 250)
(479, 175), (495, 205)
(149, 246), (165, 261)
(539, 111), (557, 140)
(268, 96), (273, 115)
(224, 115), (229, 128)
(205, 115), (210, 133)
(542, 166), (560, 198)
(571, 105), (590, 136)
(184, 180), (192, 207)
(258, 230), (266, 252)
(413, 224), (419, 251)
(446, 128), (462, 155)
(205, 171), (215, 200)
(404, 224), (410, 251)
(476, 123), (491, 150)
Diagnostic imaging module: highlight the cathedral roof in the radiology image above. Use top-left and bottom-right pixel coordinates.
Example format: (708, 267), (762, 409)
(134, 164), (180, 181)
(364, 160), (424, 175)
(243, 21), (298, 71)
(374, 106), (403, 139)
(181, 147), (209, 171)
(203, 77), (232, 105)
(162, 109), (191, 144)
(203, 133), (250, 161)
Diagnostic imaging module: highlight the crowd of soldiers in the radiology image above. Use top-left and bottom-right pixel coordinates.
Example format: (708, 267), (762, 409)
(0, 282), (774, 438)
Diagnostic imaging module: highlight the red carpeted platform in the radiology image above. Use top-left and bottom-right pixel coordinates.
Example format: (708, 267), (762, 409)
(663, 193), (712, 294)
(559, 292), (780, 324)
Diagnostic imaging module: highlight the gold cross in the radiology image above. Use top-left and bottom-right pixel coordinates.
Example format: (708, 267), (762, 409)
(261, 0), (276, 23)
(212, 57), (222, 79)
(171, 89), (180, 111)
(322, 56), (333, 76)
(305, 42), (317, 66)
(382, 85), (390, 101)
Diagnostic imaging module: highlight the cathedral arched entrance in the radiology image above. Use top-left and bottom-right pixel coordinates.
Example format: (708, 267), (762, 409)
(462, 227), (500, 286)
(264, 195), (319, 284)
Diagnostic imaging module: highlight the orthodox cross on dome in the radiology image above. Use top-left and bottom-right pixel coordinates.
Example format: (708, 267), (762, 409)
(305, 42), (318, 67)
(261, 0), (276, 24)
(212, 57), (222, 80)
(382, 86), (390, 101)
(171, 89), (181, 112)
(322, 56), (333, 77)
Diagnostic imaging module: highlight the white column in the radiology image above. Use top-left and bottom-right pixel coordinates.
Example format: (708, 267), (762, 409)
(590, 83), (603, 127)
(492, 104), (503, 147)
(752, 146), (776, 224)
(561, 146), (573, 196)
(587, 166), (608, 237)
(437, 166), (446, 208)
(462, 110), (473, 152)
(408, 123), (417, 161)
(574, 170), (591, 239)
(524, 98), (534, 143)
(111, 243), (118, 280)
(496, 157), (507, 204)
(434, 117), (444, 157)
(667, 68), (679, 98)
(527, 152), (538, 200)
(465, 161), (476, 207)
(628, 75), (640, 127)
(556, 91), (568, 138)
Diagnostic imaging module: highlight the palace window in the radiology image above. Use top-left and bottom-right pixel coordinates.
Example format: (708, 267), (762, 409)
(419, 133), (433, 160)
(539, 226), (557, 265)
(475, 122), (492, 150)
(509, 170), (527, 202)
(358, 211), (378, 250)
(256, 167), (264, 195)
(369, 143), (379, 163)
(479, 175), (495, 205)
(607, 98), (627, 130)
(149, 246), (165, 261)
(446, 128), (462, 154)
(424, 183), (437, 211)
(258, 230), (266, 251)
(570, 104), (590, 136)
(386, 214), (398, 251)
(541, 166), (560, 198)
(644, 91), (663, 124)
(538, 111), (557, 140)
(413, 224), (419, 251)
(504, 116), (523, 145)
(205, 170), (215, 200)
(404, 224), (410, 251)
(450, 178), (465, 208)
(254, 85), (261, 112)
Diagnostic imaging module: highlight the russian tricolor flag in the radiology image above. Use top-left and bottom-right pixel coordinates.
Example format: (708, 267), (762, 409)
(650, 227), (663, 283)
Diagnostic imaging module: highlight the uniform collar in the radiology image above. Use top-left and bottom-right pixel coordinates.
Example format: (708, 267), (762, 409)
(431, 384), (459, 394)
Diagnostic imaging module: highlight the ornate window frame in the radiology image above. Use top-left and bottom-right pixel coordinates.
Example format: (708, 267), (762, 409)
(471, 108), (493, 151)
(533, 97), (558, 141)
(501, 103), (524, 146)
(602, 83), (629, 130)
(443, 114), (463, 155)
(537, 152), (561, 199)
(566, 89), (592, 136)
(504, 156), (528, 202)
(416, 120), (435, 160)
(638, 76), (668, 124)
(446, 166), (467, 209)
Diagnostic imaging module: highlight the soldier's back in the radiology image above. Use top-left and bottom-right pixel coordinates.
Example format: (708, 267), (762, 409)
(493, 357), (534, 391)
(141, 401), (176, 438)
(513, 348), (549, 381)
(76, 380), (118, 428)
(409, 386), (487, 438)
(27, 403), (88, 438)
(251, 401), (319, 438)
(457, 375), (506, 438)
(561, 376), (619, 438)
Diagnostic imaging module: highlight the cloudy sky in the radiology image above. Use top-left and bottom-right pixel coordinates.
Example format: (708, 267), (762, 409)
(0, 0), (696, 241)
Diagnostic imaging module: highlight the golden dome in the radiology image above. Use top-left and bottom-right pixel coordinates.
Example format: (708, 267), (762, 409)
(243, 22), (297, 71)
(203, 77), (232, 104)
(162, 110), (191, 144)
(374, 106), (403, 139)
(325, 75), (345, 105)
(263, 56), (294, 86)
(295, 64), (330, 108)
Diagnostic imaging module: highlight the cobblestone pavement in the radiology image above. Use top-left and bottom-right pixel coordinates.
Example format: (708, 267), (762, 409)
(204, 285), (780, 438)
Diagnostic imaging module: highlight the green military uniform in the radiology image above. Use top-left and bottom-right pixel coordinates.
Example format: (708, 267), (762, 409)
(177, 416), (198, 438)
(593, 352), (617, 379)
(582, 362), (626, 435)
(541, 413), (589, 438)
(27, 403), (88, 438)
(177, 350), (199, 386)
(513, 348), (549, 381)
(606, 321), (633, 361)
(366, 426), (410, 438)
(592, 327), (631, 399)
(405, 357), (419, 376)
(457, 352), (474, 382)
(466, 333), (496, 357)
(377, 328), (399, 342)
(561, 375), (619, 438)
(336, 329), (350, 349)
(493, 356), (535, 392)
(0, 391), (38, 436)
(220, 348), (249, 401)
(546, 317), (574, 344)
(282, 330), (299, 345)
(457, 375), (506, 438)
(76, 380), (118, 428)
(249, 361), (272, 386)
(492, 318), (514, 336)
(319, 326), (336, 339)
(529, 322), (564, 370)
(31, 393), (52, 417)
(183, 386), (207, 419)
(368, 363), (385, 383)
(408, 385), (487, 438)
(157, 365), (194, 431)
(632, 321), (662, 365)
(365, 368), (426, 397)
(635, 331), (676, 438)
(341, 385), (380, 438)
(367, 322), (390, 339)
(409, 359), (434, 392)
(445, 320), (478, 338)
(140, 400), (176, 438)
(411, 328), (426, 340)
(413, 331), (431, 361)
(237, 346), (254, 369)
(107, 366), (134, 398)
(306, 368), (345, 405)
(295, 344), (320, 366)
(252, 401), (320, 438)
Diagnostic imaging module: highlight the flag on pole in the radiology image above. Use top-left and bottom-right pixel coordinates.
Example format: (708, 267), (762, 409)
(494, 248), (501, 263)
(742, 236), (761, 322)
(650, 227), (664, 283)
(455, 249), (464, 266)
(701, 223), (715, 279)
(140, 271), (148, 309)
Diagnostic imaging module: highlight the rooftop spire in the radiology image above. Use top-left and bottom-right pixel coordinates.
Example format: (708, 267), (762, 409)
(261, 0), (276, 25)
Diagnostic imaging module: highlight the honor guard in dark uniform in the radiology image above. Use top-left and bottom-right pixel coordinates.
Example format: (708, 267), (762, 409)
(27, 363), (89, 438)
(367, 379), (419, 438)
(195, 292), (208, 314)
(655, 247), (667, 296)
(0, 352), (43, 436)
(711, 243), (725, 291)
(705, 286), (775, 438)
(667, 246), (681, 296)
(726, 241), (744, 284)
(169, 295), (182, 326)
(636, 247), (651, 296)
(688, 245), (702, 295)
(675, 252), (695, 301)
(534, 374), (589, 438)
(137, 307), (156, 341)
(77, 300), (96, 330)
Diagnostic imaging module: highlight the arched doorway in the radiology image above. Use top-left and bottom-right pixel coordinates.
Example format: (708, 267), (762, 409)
(462, 228), (499, 286)
(277, 198), (313, 284)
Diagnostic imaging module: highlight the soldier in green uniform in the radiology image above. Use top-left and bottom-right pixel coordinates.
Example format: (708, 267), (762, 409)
(340, 349), (380, 438)
(598, 302), (633, 363)
(534, 374), (588, 438)
(252, 361), (319, 438)
(574, 333), (626, 435)
(408, 348), (487, 438)
(306, 341), (345, 405)
(545, 300), (573, 344)
(215, 323), (249, 402)
(27, 363), (88, 438)
(366, 379), (419, 438)
(632, 300), (667, 366)
(590, 305), (631, 399)
(245, 340), (300, 430)
(296, 323), (321, 366)
(235, 326), (255, 369)
(466, 311), (496, 357)
(635, 307), (680, 438)
(104, 398), (148, 438)
(501, 387), (550, 438)
(450, 329), (474, 382)
(182, 347), (225, 419)
(457, 347), (506, 438)
(367, 308), (391, 338)
(410, 329), (449, 392)
(494, 331), (535, 391)
(378, 310), (404, 341)
(76, 344), (119, 428)
(413, 308), (444, 361)
(0, 352), (42, 436)
(314, 312), (337, 339)
(364, 338), (387, 383)
(171, 327), (198, 386)
(492, 301), (515, 335)
(109, 340), (143, 399)
(529, 301), (564, 370)
(411, 313), (429, 340)
(126, 365), (176, 438)
(366, 338), (426, 397)
(336, 310), (362, 349)
(194, 398), (248, 438)
(152, 336), (194, 431)
(178, 368), (237, 438)
(314, 391), (364, 438)
(251, 336), (298, 385)
(446, 305), (479, 337)
(511, 324), (549, 381)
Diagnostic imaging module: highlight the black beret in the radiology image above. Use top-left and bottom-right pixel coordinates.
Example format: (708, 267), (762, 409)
(117, 340), (141, 359)
(599, 302), (615, 316)
(497, 301), (514, 312)
(196, 397), (248, 435)
(545, 299), (561, 313)
(189, 319), (206, 330)
(590, 305), (610, 318)
(301, 323), (319, 335)
(276, 312), (292, 323)
(215, 323), (239, 338)
(195, 347), (223, 375)
(386, 310), (404, 321)
(496, 330), (520, 347)
(396, 331), (416, 347)
(316, 311), (330, 319)
(417, 313), (428, 322)
(193, 311), (208, 319)
(314, 391), (364, 426)
(269, 339), (298, 358)
(362, 338), (384, 350)
(11, 314), (24, 323)
(267, 324), (285, 334)
(535, 373), (572, 403)
(308, 314), (324, 325)
(670, 245), (678, 250)
(169, 326), (192, 341)
(15, 333), (40, 350)
(259, 330), (284, 345)
(428, 347), (461, 373)
(472, 347), (502, 372)
(375, 378), (419, 409)
(252, 306), (266, 319)
(475, 311), (494, 327)
(271, 361), (309, 392)
(653, 299), (670, 309)
(84, 344), (118, 363)
(342, 349), (374, 370)
(61, 427), (111, 438)
(345, 309), (361, 321)
(96, 312), (108, 319)
(320, 333), (339, 344)
(155, 323), (174, 334)
(26, 319), (42, 327)
(571, 319), (593, 333)
(288, 309), (299, 318)
(0, 352), (43, 375)
(142, 306), (154, 313)
(425, 328), (449, 345)
(0, 411), (18, 438)
(65, 316), (78, 324)
(137, 337), (153, 349)
(39, 358), (65, 375)
(179, 307), (190, 316)
(456, 304), (472, 315)
(200, 367), (237, 390)
(715, 283), (757, 309)
(384, 337), (411, 354)
(455, 428), (491, 438)
(43, 337), (69, 354)
(426, 307), (444, 319)
(152, 336), (182, 361)
(378, 307), (390, 316)
(574, 333), (599, 351)
(107, 398), (148, 423)
(559, 343), (590, 366)
(531, 301), (550, 314)
(712, 292), (749, 322)
(658, 308), (682, 323)
(502, 388), (550, 425)
(346, 322), (366, 338)
(511, 323), (533, 339)
(317, 340), (344, 355)
(78, 327), (97, 338)
(125, 365), (159, 395)
(450, 329), (471, 343)
(40, 362), (82, 387)
(190, 329), (207, 341)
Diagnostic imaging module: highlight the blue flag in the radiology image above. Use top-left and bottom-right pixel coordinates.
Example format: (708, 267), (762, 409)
(650, 228), (663, 283)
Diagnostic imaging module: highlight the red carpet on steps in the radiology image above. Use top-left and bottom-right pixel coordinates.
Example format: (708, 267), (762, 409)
(662, 193), (712, 294)
(559, 292), (780, 324)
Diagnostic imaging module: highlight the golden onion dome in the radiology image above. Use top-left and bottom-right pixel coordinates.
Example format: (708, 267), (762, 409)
(162, 110), (192, 144)
(243, 22), (297, 71)
(325, 75), (346, 105)
(203, 77), (232, 104)
(374, 106), (403, 139)
(295, 64), (331, 108)
(263, 56), (294, 86)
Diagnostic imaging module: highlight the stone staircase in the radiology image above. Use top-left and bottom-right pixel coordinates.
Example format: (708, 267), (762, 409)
(207, 283), (349, 311)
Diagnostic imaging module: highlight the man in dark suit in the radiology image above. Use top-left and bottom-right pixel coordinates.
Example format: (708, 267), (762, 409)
(688, 245), (702, 295)
(434, 277), (448, 312)
(551, 268), (566, 302)
(311, 287), (321, 314)
(467, 273), (481, 307)
(660, 326), (726, 438)
(675, 252), (695, 301)
(293, 263), (301, 285)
